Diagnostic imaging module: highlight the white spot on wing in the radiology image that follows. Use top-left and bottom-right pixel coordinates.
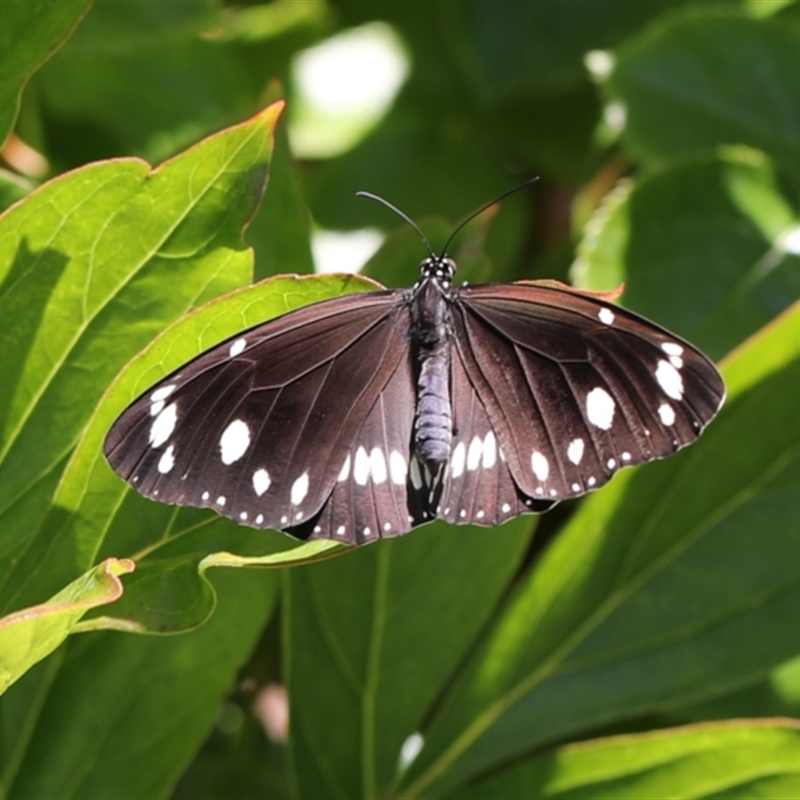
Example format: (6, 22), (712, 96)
(598, 307), (615, 325)
(202, 491), (210, 501)
(157, 444), (176, 474)
(587, 476), (596, 487)
(252, 468), (271, 496)
(240, 511), (248, 521)
(450, 441), (466, 479)
(531, 451), (549, 481)
(256, 514), (264, 524)
(151, 384), (177, 403)
(669, 355), (684, 369)
(658, 403), (676, 426)
(607, 458), (616, 469)
(219, 419), (251, 464)
(662, 342), (684, 356)
(410, 456), (423, 489)
(229, 337), (247, 357)
(291, 472), (309, 505)
(389, 450), (407, 485)
(586, 387), (615, 430)
(354, 447), (370, 486)
(338, 453), (351, 482)
(467, 436), (482, 471)
(370, 448), (387, 484)
(567, 438), (584, 465)
(656, 360), (684, 400)
(482, 431), (497, 469)
(217, 495), (226, 506)
(502, 503), (511, 513)
(336, 525), (346, 536)
(622, 451), (631, 462)
(572, 482), (580, 492)
(149, 403), (178, 448)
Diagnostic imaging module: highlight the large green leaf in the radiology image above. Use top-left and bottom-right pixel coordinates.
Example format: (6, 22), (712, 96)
(286, 517), (536, 799)
(608, 14), (800, 179)
(399, 298), (800, 796)
(0, 0), (89, 148)
(0, 557), (133, 695)
(457, 721), (800, 799)
(461, 0), (683, 97)
(0, 103), (282, 624)
(32, 0), (327, 166)
(3, 567), (278, 799)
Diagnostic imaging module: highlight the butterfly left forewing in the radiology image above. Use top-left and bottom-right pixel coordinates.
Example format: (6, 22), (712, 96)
(104, 291), (409, 532)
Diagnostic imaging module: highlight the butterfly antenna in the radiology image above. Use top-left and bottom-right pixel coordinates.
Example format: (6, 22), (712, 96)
(439, 177), (539, 258)
(356, 191), (435, 256)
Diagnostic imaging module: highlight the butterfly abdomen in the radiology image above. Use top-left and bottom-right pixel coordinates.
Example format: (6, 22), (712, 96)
(411, 278), (453, 468)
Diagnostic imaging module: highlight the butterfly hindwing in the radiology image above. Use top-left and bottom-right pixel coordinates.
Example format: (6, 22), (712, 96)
(289, 346), (422, 545)
(438, 348), (553, 525)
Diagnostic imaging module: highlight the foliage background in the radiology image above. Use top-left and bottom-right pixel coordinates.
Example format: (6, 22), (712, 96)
(2, 0), (800, 797)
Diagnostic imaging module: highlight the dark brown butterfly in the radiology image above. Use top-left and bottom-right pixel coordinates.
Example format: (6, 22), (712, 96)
(105, 189), (725, 546)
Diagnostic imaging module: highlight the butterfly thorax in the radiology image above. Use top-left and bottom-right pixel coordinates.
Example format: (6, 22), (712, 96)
(410, 262), (455, 470)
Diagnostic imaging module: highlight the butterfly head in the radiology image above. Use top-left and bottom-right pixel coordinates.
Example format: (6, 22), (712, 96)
(419, 255), (456, 288)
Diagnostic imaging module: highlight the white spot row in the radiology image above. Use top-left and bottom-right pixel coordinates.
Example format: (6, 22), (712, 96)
(450, 431), (497, 480)
(340, 446), (407, 487)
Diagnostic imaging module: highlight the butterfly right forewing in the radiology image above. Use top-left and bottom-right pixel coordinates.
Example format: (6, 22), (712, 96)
(449, 282), (725, 503)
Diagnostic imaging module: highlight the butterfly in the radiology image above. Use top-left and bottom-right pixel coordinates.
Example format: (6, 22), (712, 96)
(104, 188), (725, 546)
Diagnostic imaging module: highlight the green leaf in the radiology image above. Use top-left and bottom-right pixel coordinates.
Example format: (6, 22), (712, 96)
(457, 721), (800, 799)
(462, 0), (682, 96)
(608, 14), (800, 179)
(573, 149), (800, 359)
(399, 299), (800, 796)
(3, 567), (278, 798)
(285, 518), (535, 799)
(0, 103), (282, 622)
(0, 0), (89, 148)
(0, 557), (134, 695)
(33, 0), (252, 164)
